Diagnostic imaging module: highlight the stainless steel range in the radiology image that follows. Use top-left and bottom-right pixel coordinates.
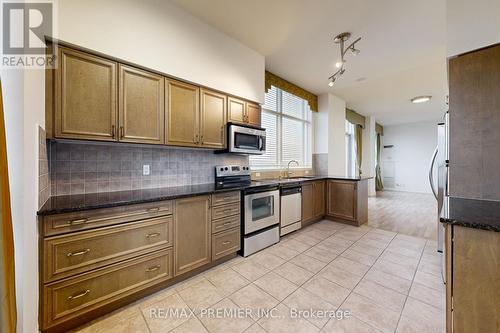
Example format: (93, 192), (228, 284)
(242, 184), (280, 256)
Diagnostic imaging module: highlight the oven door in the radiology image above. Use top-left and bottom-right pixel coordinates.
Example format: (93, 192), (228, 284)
(229, 125), (266, 154)
(244, 190), (280, 234)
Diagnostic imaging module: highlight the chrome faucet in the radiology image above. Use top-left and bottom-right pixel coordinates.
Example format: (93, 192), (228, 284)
(286, 160), (299, 178)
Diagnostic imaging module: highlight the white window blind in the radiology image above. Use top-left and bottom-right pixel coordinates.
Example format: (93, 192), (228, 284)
(250, 86), (312, 169)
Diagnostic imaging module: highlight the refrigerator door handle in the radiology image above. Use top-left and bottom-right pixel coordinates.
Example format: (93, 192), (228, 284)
(429, 146), (438, 200)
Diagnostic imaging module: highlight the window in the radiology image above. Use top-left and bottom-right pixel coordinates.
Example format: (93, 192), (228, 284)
(250, 86), (312, 169)
(345, 120), (357, 177)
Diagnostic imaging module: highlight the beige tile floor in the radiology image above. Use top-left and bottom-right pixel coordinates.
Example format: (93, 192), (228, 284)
(73, 220), (445, 333)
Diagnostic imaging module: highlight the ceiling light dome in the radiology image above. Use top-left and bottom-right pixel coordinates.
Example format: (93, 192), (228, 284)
(411, 96), (432, 103)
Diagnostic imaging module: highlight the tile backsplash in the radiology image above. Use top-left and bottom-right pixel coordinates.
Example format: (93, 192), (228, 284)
(39, 127), (50, 208)
(312, 153), (328, 175)
(49, 141), (248, 196)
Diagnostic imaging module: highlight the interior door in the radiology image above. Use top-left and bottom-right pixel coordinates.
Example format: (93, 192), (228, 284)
(200, 89), (226, 148)
(166, 79), (199, 147)
(56, 47), (117, 141)
(119, 65), (164, 144)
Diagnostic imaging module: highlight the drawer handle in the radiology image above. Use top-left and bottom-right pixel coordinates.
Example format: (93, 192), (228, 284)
(146, 232), (161, 238)
(67, 218), (88, 226)
(68, 289), (90, 300)
(222, 241), (231, 245)
(222, 209), (232, 214)
(147, 207), (160, 213)
(146, 265), (160, 272)
(216, 222), (233, 229)
(67, 249), (90, 257)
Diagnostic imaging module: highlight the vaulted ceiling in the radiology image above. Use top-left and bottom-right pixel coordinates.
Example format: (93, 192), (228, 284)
(171, 0), (448, 125)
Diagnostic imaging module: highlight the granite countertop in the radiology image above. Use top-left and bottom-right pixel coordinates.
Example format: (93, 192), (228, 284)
(37, 183), (245, 216)
(37, 175), (372, 216)
(440, 197), (500, 232)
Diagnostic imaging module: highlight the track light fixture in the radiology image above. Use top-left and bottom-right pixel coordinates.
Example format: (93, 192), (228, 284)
(328, 32), (361, 86)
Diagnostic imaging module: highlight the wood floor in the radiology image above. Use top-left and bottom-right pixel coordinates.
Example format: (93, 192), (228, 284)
(368, 190), (437, 240)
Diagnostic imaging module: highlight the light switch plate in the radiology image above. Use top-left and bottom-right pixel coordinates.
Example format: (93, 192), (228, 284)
(143, 164), (150, 176)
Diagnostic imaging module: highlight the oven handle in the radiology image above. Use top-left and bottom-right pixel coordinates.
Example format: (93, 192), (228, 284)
(259, 136), (266, 151)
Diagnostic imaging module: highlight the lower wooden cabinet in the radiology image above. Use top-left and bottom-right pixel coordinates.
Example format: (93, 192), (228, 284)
(326, 179), (368, 226)
(302, 180), (326, 227)
(212, 227), (240, 260)
(42, 248), (173, 329)
(173, 195), (212, 276)
(446, 225), (499, 333)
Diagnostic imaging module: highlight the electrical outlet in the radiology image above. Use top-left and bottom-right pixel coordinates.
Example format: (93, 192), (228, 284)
(143, 164), (150, 176)
(255, 172), (261, 177)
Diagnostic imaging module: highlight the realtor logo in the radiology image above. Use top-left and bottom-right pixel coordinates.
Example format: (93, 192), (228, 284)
(1, 1), (56, 68)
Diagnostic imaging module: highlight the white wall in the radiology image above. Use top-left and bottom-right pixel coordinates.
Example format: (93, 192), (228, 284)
(56, 0), (265, 103)
(362, 116), (376, 196)
(2, 1), (265, 332)
(381, 121), (437, 194)
(447, 0), (500, 56)
(314, 93), (346, 175)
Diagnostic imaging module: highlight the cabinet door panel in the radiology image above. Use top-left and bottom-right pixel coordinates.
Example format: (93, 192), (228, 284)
(228, 97), (246, 124)
(56, 47), (117, 141)
(327, 180), (356, 221)
(174, 196), (211, 276)
(119, 65), (164, 144)
(301, 183), (314, 226)
(200, 89), (226, 148)
(313, 181), (325, 218)
(246, 102), (261, 127)
(166, 79), (199, 147)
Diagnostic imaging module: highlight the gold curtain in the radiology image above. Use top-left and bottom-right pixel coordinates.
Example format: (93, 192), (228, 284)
(265, 71), (318, 112)
(346, 108), (365, 127)
(375, 133), (383, 190)
(355, 124), (363, 176)
(0, 80), (17, 333)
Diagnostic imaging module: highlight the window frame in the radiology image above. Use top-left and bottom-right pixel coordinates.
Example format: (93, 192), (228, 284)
(250, 87), (312, 170)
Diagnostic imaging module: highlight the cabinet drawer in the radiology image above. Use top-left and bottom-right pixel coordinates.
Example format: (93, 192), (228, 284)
(42, 200), (173, 237)
(42, 248), (172, 330)
(43, 216), (173, 282)
(212, 202), (240, 220)
(212, 191), (240, 206)
(212, 227), (240, 260)
(212, 215), (240, 234)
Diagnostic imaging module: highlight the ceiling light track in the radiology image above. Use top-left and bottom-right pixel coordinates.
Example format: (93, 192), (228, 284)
(328, 32), (362, 86)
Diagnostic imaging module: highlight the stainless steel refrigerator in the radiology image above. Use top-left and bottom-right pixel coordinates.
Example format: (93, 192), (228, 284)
(429, 111), (449, 253)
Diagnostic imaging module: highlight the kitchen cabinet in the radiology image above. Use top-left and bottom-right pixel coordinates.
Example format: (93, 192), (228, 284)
(246, 102), (261, 127)
(228, 97), (261, 127)
(326, 179), (368, 226)
(301, 182), (315, 226)
(166, 79), (200, 147)
(118, 65), (165, 144)
(55, 47), (118, 141)
(174, 195), (211, 276)
(313, 180), (325, 218)
(200, 89), (226, 148)
(445, 225), (499, 333)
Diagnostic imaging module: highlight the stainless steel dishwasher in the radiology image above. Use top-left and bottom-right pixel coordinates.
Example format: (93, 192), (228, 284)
(280, 185), (302, 236)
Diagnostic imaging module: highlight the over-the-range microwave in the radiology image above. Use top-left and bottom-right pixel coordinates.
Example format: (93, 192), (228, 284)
(216, 122), (266, 155)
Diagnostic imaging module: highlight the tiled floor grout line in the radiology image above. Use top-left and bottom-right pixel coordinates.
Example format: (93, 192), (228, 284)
(331, 229), (398, 332)
(392, 238), (427, 333)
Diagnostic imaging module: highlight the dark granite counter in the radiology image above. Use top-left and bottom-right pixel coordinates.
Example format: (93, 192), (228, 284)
(37, 183), (245, 216)
(37, 175), (373, 216)
(440, 197), (500, 232)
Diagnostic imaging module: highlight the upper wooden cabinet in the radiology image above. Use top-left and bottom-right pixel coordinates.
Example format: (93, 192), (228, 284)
(228, 97), (261, 127)
(55, 47), (118, 141)
(119, 65), (165, 144)
(165, 79), (199, 147)
(246, 102), (261, 127)
(174, 195), (211, 276)
(200, 89), (226, 148)
(228, 97), (246, 124)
